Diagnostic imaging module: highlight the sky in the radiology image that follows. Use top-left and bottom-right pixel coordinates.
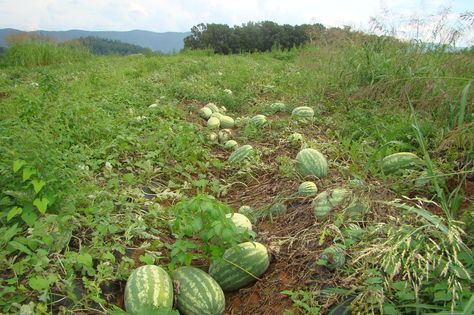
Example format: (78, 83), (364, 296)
(0, 0), (473, 43)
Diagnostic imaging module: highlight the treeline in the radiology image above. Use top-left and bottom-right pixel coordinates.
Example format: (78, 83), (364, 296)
(184, 21), (325, 54)
(71, 37), (152, 55)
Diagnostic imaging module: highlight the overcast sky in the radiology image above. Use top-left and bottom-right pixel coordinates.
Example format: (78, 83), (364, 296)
(0, 0), (473, 43)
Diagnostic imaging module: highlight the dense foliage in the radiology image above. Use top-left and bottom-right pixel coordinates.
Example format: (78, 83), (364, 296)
(73, 36), (152, 56)
(183, 21), (322, 54)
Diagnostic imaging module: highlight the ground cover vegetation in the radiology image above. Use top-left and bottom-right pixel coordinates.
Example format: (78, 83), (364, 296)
(0, 18), (473, 315)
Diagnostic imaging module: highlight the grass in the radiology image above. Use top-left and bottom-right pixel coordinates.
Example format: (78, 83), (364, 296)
(0, 33), (472, 314)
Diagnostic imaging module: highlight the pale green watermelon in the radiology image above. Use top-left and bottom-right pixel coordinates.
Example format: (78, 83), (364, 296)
(124, 265), (174, 313)
(312, 188), (352, 220)
(218, 129), (232, 143)
(172, 266), (225, 315)
(220, 116), (235, 128)
(198, 107), (213, 119)
(291, 106), (314, 120)
(249, 114), (267, 127)
(207, 117), (220, 129)
(224, 140), (238, 150)
(226, 213), (253, 233)
(205, 103), (220, 113)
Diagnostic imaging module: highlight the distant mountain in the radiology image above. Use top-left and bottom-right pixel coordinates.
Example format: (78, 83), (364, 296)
(0, 28), (190, 53)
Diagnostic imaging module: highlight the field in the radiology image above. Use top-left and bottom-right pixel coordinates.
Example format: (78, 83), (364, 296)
(0, 34), (473, 314)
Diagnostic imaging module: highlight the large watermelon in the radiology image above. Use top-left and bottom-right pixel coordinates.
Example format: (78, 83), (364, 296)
(207, 117), (221, 129)
(172, 266), (225, 315)
(381, 152), (423, 175)
(228, 145), (254, 164)
(291, 106), (314, 120)
(209, 242), (270, 291)
(295, 148), (328, 178)
(220, 116), (235, 128)
(124, 265), (174, 313)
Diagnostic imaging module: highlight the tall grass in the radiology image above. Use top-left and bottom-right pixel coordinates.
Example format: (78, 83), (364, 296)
(2, 41), (90, 67)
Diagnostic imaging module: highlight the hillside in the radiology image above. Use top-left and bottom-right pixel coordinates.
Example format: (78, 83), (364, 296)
(0, 28), (190, 53)
(0, 34), (472, 314)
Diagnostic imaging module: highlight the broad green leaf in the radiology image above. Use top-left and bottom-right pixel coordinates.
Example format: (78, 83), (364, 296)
(1, 224), (20, 246)
(33, 197), (49, 214)
(13, 159), (26, 173)
(76, 253), (93, 267)
(8, 241), (33, 255)
(22, 167), (36, 182)
(7, 207), (22, 221)
(21, 207), (38, 227)
(31, 179), (46, 194)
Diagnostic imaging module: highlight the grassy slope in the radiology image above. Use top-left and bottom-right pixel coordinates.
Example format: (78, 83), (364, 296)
(0, 39), (472, 314)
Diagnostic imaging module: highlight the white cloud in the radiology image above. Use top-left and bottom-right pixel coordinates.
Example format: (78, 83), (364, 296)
(0, 0), (472, 44)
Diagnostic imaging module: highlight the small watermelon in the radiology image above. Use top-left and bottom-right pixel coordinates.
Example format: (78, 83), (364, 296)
(269, 102), (287, 113)
(226, 213), (253, 234)
(207, 117), (220, 129)
(220, 116), (235, 128)
(172, 266), (225, 315)
(218, 129), (232, 143)
(298, 181), (318, 196)
(224, 140), (238, 150)
(291, 106), (314, 120)
(199, 107), (213, 119)
(249, 114), (267, 127)
(205, 103), (220, 113)
(124, 265), (174, 313)
(287, 132), (304, 146)
(319, 245), (346, 270)
(209, 242), (270, 291)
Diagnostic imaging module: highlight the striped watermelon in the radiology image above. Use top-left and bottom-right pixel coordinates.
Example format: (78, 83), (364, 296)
(291, 106), (314, 120)
(124, 265), (174, 313)
(226, 213), (253, 233)
(220, 116), (235, 128)
(249, 115), (267, 127)
(205, 103), (220, 113)
(312, 188), (352, 220)
(298, 181), (318, 196)
(209, 242), (270, 291)
(207, 117), (220, 129)
(224, 140), (238, 150)
(210, 112), (224, 120)
(198, 107), (213, 119)
(172, 266), (225, 315)
(320, 245), (345, 270)
(228, 145), (253, 164)
(295, 148), (328, 178)
(381, 152), (423, 175)
(269, 102), (287, 113)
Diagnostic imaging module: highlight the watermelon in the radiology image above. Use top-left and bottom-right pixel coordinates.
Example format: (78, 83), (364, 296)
(269, 203), (287, 216)
(381, 152), (423, 175)
(207, 132), (218, 142)
(312, 188), (352, 220)
(172, 266), (225, 315)
(207, 117), (220, 129)
(218, 129), (232, 143)
(209, 242), (270, 291)
(220, 116), (235, 128)
(228, 145), (253, 164)
(298, 181), (318, 196)
(226, 213), (253, 233)
(319, 245), (345, 270)
(224, 140), (238, 150)
(198, 107), (213, 120)
(210, 112), (224, 120)
(249, 114), (267, 127)
(287, 132), (304, 146)
(269, 102), (287, 113)
(205, 103), (220, 113)
(124, 265), (174, 313)
(291, 106), (314, 120)
(295, 148), (328, 178)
